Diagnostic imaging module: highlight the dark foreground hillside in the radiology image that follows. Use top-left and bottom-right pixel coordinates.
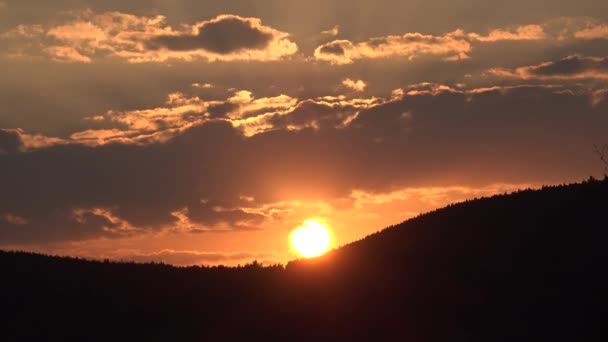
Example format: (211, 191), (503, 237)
(2, 179), (607, 341)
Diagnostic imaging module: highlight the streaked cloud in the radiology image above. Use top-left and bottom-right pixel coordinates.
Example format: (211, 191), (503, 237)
(468, 24), (545, 42)
(314, 31), (471, 64)
(488, 55), (608, 80)
(2, 213), (28, 225)
(43, 46), (92, 63)
(192, 83), (214, 89)
(574, 24), (608, 40)
(321, 25), (340, 36)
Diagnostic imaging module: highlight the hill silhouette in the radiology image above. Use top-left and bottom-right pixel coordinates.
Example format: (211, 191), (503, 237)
(2, 178), (607, 341)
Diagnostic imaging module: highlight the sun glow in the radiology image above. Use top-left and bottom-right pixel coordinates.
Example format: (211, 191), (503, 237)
(289, 219), (333, 258)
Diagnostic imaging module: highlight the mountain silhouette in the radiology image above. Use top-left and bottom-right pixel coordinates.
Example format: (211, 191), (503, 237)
(2, 178), (606, 341)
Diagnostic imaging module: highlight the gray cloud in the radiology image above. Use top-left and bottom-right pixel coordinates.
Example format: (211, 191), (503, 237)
(318, 41), (345, 56)
(0, 129), (22, 154)
(149, 15), (274, 54)
(1, 83), (606, 245)
(489, 55), (608, 79)
(532, 55), (608, 76)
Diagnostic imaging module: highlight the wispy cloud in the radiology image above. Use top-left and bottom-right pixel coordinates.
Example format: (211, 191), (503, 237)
(488, 55), (608, 80)
(321, 25), (340, 36)
(574, 24), (608, 39)
(314, 31), (471, 64)
(468, 24), (545, 42)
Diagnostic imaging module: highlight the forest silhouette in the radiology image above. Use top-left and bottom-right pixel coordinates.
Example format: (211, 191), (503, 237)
(2, 178), (607, 341)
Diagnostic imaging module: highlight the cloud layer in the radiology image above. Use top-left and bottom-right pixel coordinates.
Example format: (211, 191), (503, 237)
(2, 82), (606, 245)
(1, 11), (298, 63)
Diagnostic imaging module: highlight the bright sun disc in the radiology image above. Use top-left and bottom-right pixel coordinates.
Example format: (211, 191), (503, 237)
(290, 220), (332, 258)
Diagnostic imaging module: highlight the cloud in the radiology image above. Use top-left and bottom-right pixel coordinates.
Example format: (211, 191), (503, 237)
(192, 83), (214, 89)
(311, 20), (608, 65)
(342, 78), (367, 92)
(468, 25), (545, 42)
(591, 89), (608, 107)
(0, 129), (22, 154)
(1, 11), (298, 63)
(574, 24), (608, 40)
(2, 214), (27, 225)
(0, 128), (66, 151)
(350, 183), (535, 208)
(231, 94), (382, 136)
(72, 208), (140, 235)
(488, 55), (608, 80)
(90, 89), (298, 140)
(314, 31), (471, 64)
(0, 24), (44, 39)
(2, 82), (606, 245)
(321, 25), (340, 36)
(0, 90), (301, 150)
(147, 15), (274, 54)
(43, 46), (92, 63)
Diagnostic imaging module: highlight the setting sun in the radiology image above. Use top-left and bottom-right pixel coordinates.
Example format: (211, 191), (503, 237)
(289, 220), (333, 258)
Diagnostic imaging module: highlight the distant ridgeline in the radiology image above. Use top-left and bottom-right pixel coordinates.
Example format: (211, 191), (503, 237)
(2, 178), (607, 341)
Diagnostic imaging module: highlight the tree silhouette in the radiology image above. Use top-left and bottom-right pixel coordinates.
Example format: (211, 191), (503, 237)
(1, 179), (606, 341)
(594, 144), (608, 176)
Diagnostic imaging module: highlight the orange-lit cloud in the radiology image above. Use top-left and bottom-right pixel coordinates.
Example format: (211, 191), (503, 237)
(488, 55), (608, 80)
(321, 25), (340, 36)
(192, 83), (214, 89)
(2, 213), (28, 225)
(230, 94), (383, 136)
(3, 1), (608, 267)
(591, 89), (608, 107)
(314, 31), (471, 64)
(0, 128), (67, 151)
(468, 25), (545, 42)
(73, 208), (141, 236)
(43, 46), (92, 63)
(342, 78), (367, 92)
(1, 80), (607, 250)
(2, 11), (298, 63)
(574, 24), (608, 39)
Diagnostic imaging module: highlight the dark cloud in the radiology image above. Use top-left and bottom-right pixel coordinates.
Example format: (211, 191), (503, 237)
(148, 15), (274, 54)
(529, 55), (608, 77)
(207, 102), (239, 118)
(186, 200), (267, 230)
(489, 55), (608, 79)
(268, 99), (359, 129)
(319, 41), (346, 56)
(0, 129), (22, 154)
(2, 84), (606, 245)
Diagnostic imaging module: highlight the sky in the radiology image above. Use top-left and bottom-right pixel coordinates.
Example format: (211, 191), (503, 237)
(1, 0), (607, 266)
